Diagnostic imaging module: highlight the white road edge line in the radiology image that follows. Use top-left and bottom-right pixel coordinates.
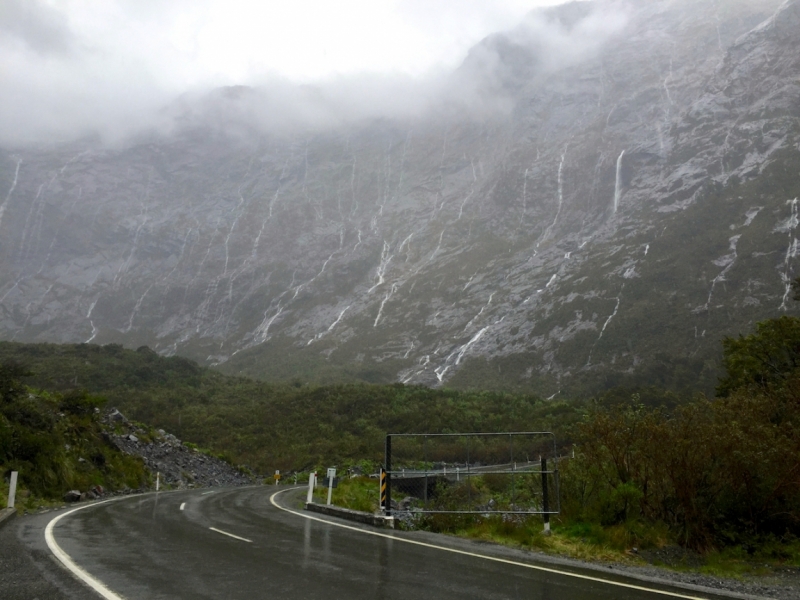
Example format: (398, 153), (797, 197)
(269, 489), (710, 600)
(209, 527), (253, 543)
(45, 497), (128, 600)
(180, 502), (186, 511)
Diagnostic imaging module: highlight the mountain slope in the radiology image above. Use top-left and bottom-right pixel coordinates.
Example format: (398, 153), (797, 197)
(0, 0), (797, 396)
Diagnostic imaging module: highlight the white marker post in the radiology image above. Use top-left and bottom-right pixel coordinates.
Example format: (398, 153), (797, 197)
(306, 472), (316, 504)
(156, 472), (160, 492)
(326, 467), (336, 506)
(7, 471), (18, 509)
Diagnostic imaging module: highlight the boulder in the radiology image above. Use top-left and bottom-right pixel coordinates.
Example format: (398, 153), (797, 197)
(107, 408), (128, 423)
(63, 490), (81, 502)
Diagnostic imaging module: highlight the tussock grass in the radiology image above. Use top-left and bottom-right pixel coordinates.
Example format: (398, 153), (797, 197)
(313, 476), (379, 513)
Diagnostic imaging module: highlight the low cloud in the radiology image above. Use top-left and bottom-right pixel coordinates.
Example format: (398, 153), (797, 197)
(0, 0), (630, 147)
(0, 0), (74, 56)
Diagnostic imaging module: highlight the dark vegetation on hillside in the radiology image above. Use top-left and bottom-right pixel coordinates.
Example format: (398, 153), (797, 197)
(1, 361), (149, 507)
(0, 342), (582, 474)
(2, 306), (799, 555)
(556, 314), (800, 553)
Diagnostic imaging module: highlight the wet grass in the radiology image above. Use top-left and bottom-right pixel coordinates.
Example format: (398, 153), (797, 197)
(313, 476), (379, 513)
(324, 482), (800, 581)
(432, 516), (646, 564)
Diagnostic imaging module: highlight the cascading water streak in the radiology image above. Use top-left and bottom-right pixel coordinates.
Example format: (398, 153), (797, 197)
(539, 148), (567, 245)
(780, 198), (800, 310)
(704, 235), (741, 311)
(0, 157), (22, 229)
(614, 150), (625, 213)
(308, 305), (352, 344)
(586, 290), (624, 366)
(368, 241), (393, 293)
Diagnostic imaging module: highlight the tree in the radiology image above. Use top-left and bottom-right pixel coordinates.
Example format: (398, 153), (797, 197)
(0, 360), (32, 404)
(716, 316), (800, 397)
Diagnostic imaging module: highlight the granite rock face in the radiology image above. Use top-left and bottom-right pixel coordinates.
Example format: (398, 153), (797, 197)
(1, 0), (798, 395)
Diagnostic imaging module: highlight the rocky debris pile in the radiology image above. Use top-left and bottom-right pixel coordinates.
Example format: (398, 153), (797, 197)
(102, 408), (254, 490)
(390, 497), (423, 530)
(63, 486), (105, 503)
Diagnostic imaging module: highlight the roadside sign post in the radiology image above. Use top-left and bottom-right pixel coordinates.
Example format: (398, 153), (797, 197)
(7, 471), (18, 509)
(274, 469), (281, 485)
(326, 468), (336, 506)
(306, 472), (316, 504)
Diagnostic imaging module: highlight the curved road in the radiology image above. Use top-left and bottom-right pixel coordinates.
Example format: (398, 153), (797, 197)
(41, 486), (734, 599)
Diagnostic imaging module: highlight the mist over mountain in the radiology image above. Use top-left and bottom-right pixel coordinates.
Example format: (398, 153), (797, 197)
(1, 0), (798, 397)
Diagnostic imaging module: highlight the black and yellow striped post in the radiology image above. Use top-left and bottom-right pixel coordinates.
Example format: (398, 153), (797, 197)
(379, 468), (387, 513)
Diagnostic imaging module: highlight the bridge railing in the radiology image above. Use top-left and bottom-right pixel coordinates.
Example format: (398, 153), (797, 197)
(383, 432), (559, 516)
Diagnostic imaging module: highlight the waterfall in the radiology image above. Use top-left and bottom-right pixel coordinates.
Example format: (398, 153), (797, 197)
(0, 158), (22, 229)
(614, 150), (625, 213)
(539, 149), (567, 245)
(780, 198), (800, 311)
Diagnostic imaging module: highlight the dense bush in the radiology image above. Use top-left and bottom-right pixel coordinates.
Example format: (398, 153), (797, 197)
(0, 361), (149, 503)
(0, 342), (583, 474)
(564, 317), (800, 550)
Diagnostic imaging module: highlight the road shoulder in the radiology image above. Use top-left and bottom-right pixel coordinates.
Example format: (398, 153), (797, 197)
(0, 511), (88, 600)
(273, 487), (797, 600)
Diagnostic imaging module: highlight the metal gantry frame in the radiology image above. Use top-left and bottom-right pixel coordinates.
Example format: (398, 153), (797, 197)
(383, 432), (560, 516)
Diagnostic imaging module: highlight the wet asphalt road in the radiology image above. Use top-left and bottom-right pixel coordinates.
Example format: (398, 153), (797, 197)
(41, 486), (737, 600)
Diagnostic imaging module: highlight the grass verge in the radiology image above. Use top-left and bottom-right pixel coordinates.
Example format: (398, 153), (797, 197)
(320, 478), (800, 580)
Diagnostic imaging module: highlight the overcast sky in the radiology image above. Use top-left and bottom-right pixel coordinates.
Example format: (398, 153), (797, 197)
(0, 0), (577, 145)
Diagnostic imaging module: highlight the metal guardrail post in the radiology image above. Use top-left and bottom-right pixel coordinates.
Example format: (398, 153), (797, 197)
(423, 435), (428, 508)
(466, 435), (471, 506)
(385, 435), (392, 515)
(510, 434), (516, 508)
(541, 456), (550, 534)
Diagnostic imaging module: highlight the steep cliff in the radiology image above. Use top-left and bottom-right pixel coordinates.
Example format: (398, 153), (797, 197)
(0, 0), (797, 396)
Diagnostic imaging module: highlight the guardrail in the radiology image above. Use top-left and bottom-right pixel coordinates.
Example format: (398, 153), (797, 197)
(382, 432), (560, 522)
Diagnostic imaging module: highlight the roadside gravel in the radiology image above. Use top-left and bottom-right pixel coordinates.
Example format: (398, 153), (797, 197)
(604, 558), (800, 600)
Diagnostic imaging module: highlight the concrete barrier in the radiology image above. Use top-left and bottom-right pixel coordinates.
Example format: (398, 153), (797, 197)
(0, 507), (16, 530)
(305, 502), (394, 529)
